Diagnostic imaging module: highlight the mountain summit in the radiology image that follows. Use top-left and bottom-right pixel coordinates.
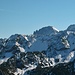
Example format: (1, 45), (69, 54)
(67, 24), (75, 31)
(34, 26), (59, 36)
(0, 25), (75, 75)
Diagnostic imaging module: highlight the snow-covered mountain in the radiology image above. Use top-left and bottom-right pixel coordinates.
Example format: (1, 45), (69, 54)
(0, 25), (75, 75)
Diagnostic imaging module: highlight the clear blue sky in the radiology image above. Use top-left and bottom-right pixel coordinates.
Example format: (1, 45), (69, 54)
(0, 0), (75, 38)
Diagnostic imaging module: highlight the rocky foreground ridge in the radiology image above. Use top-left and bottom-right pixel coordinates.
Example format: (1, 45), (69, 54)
(0, 25), (75, 75)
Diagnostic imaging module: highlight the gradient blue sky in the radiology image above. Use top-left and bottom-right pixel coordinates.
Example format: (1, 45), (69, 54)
(0, 0), (75, 38)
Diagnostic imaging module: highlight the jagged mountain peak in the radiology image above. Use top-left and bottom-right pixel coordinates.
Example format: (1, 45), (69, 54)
(67, 24), (75, 31)
(0, 25), (75, 75)
(34, 26), (59, 36)
(8, 34), (28, 41)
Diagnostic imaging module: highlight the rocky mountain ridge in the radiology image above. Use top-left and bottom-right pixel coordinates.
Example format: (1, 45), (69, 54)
(0, 25), (75, 75)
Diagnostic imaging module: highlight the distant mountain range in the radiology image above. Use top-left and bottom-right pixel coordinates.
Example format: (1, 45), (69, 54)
(0, 25), (75, 75)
